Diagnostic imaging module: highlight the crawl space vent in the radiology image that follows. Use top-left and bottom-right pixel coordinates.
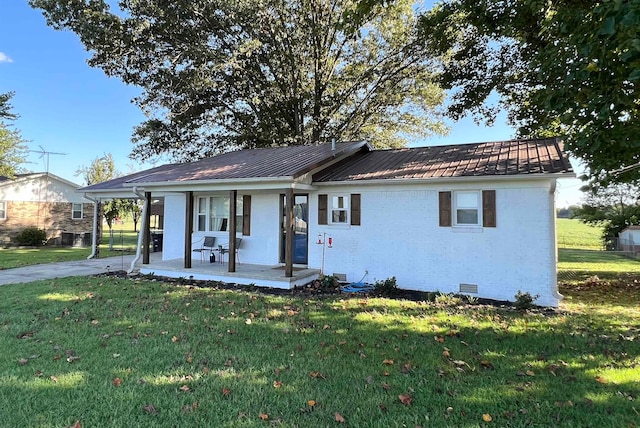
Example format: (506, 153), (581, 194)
(333, 273), (347, 282)
(459, 283), (478, 294)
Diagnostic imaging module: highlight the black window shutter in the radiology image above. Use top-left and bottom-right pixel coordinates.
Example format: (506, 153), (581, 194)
(439, 191), (452, 227)
(318, 194), (328, 225)
(482, 190), (496, 227)
(351, 194), (361, 226)
(242, 195), (251, 235)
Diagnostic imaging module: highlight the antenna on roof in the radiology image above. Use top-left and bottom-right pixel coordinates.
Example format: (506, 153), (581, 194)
(28, 145), (68, 174)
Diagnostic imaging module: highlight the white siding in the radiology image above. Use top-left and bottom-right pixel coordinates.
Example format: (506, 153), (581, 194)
(308, 179), (560, 307)
(0, 175), (88, 203)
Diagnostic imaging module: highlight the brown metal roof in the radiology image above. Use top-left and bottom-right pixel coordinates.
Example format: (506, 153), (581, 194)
(80, 142), (368, 191)
(312, 138), (573, 182)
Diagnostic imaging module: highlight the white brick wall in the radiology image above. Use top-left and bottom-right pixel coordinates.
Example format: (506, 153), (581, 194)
(308, 179), (560, 306)
(162, 177), (561, 306)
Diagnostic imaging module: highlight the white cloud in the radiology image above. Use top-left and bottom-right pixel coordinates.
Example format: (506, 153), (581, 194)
(0, 52), (13, 63)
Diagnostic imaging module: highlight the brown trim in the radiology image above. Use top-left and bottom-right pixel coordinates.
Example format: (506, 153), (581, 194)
(228, 190), (237, 272)
(318, 194), (328, 225)
(242, 195), (251, 236)
(350, 194), (361, 226)
(285, 188), (294, 277)
(439, 191), (452, 227)
(143, 192), (152, 264)
(184, 191), (193, 268)
(482, 190), (496, 227)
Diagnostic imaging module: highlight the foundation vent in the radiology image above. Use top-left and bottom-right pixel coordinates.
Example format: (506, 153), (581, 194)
(333, 273), (347, 282)
(459, 283), (478, 294)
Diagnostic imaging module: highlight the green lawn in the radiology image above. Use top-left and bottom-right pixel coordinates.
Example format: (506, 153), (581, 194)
(0, 277), (638, 428)
(0, 229), (139, 270)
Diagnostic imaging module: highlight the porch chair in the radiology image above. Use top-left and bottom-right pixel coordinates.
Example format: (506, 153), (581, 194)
(192, 236), (217, 263)
(219, 238), (242, 265)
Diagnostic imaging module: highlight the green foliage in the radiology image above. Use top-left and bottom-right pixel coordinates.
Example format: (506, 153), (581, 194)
(316, 274), (340, 290)
(30, 0), (446, 162)
(434, 292), (462, 306)
(372, 276), (399, 297)
(75, 153), (118, 186)
(0, 92), (27, 178)
(573, 181), (640, 245)
(513, 290), (539, 310)
(421, 0), (640, 183)
(15, 227), (47, 247)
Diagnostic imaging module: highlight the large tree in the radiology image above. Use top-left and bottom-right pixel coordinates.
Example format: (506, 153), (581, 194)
(31, 0), (446, 162)
(420, 0), (640, 182)
(0, 92), (27, 177)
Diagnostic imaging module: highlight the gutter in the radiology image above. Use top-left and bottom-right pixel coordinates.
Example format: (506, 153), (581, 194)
(129, 187), (148, 274)
(84, 193), (100, 260)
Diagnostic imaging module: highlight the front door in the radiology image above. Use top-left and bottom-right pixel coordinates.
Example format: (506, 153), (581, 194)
(280, 194), (308, 264)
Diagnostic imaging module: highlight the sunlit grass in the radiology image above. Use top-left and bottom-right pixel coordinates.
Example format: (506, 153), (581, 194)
(557, 218), (603, 249)
(1, 276), (638, 427)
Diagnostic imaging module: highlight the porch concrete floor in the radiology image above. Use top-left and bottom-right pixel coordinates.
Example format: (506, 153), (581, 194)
(137, 257), (321, 289)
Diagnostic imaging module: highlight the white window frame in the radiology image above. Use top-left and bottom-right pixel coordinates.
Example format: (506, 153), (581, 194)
(195, 195), (243, 232)
(0, 201), (6, 220)
(329, 194), (349, 225)
(72, 203), (83, 220)
(453, 191), (481, 226)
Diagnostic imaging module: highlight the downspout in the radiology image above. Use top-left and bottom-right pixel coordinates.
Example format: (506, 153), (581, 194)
(129, 187), (148, 274)
(549, 179), (563, 305)
(84, 193), (99, 260)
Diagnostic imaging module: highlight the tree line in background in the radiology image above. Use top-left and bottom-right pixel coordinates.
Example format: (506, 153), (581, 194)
(0, 93), (27, 177)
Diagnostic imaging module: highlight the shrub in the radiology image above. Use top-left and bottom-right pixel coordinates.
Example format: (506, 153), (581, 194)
(16, 227), (47, 246)
(434, 292), (462, 307)
(314, 274), (340, 290)
(514, 290), (539, 310)
(373, 276), (399, 297)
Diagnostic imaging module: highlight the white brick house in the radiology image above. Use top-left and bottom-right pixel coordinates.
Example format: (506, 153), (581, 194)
(79, 138), (574, 306)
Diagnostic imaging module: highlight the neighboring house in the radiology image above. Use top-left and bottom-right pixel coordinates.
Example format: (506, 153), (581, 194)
(79, 138), (574, 306)
(0, 173), (93, 246)
(619, 226), (640, 253)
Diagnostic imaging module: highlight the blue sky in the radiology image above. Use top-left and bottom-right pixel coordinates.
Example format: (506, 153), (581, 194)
(0, 0), (583, 206)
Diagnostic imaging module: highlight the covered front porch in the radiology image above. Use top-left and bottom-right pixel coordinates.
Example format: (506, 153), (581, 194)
(138, 256), (321, 289)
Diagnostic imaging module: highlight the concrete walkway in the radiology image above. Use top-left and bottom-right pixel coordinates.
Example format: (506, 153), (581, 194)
(0, 254), (141, 286)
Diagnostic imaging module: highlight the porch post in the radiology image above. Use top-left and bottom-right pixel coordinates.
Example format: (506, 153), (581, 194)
(143, 192), (152, 264)
(184, 191), (193, 269)
(285, 188), (294, 277)
(228, 190), (237, 272)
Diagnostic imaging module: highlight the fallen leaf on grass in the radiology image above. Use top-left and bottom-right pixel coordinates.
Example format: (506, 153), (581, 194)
(480, 360), (494, 369)
(171, 336), (179, 343)
(402, 363), (412, 373)
(309, 371), (326, 379)
(335, 412), (345, 423)
(179, 384), (190, 392)
(259, 413), (269, 420)
(482, 413), (492, 422)
(222, 387), (231, 396)
(383, 359), (394, 365)
(595, 376), (608, 384)
(112, 378), (122, 387)
(50, 376), (58, 383)
(181, 402), (198, 413)
(143, 404), (157, 414)
(18, 358), (29, 366)
(398, 394), (412, 406)
(442, 348), (451, 358)
(273, 380), (283, 389)
(66, 356), (80, 363)
(67, 421), (81, 428)
(307, 400), (316, 407)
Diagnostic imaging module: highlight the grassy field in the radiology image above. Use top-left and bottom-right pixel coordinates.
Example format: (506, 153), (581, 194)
(556, 218), (603, 249)
(0, 276), (638, 428)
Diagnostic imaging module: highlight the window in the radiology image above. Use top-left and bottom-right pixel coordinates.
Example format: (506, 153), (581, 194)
(0, 201), (6, 220)
(331, 195), (349, 224)
(318, 193), (361, 226)
(454, 191), (480, 225)
(439, 190), (496, 228)
(195, 196), (243, 232)
(72, 203), (83, 220)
